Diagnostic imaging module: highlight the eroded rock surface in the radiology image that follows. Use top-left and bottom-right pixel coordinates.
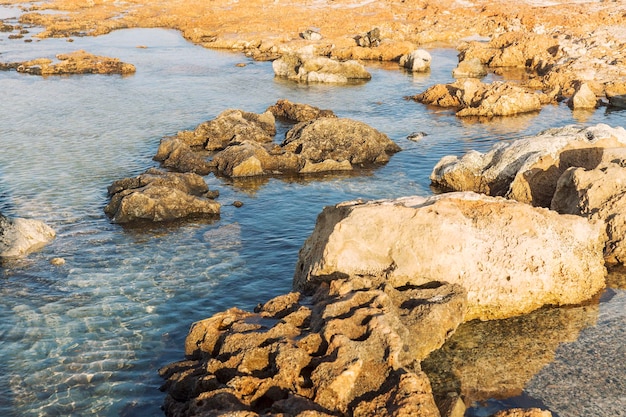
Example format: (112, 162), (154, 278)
(293, 192), (606, 321)
(104, 168), (220, 224)
(160, 278), (466, 417)
(0, 213), (56, 259)
(155, 106), (400, 178)
(2, 50), (135, 75)
(409, 78), (553, 117)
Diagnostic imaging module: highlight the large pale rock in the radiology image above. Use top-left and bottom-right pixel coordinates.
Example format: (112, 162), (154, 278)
(105, 168), (220, 224)
(399, 49), (431, 72)
(431, 124), (626, 207)
(567, 82), (598, 109)
(0, 213), (56, 259)
(160, 278), (465, 416)
(552, 150), (626, 265)
(272, 55), (371, 83)
(293, 192), (607, 321)
(281, 117), (401, 166)
(452, 57), (487, 79)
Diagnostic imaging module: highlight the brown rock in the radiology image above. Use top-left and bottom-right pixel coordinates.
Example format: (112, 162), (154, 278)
(14, 50), (135, 75)
(266, 99), (336, 122)
(104, 168), (220, 224)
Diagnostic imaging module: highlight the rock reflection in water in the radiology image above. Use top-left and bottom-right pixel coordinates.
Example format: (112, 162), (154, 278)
(422, 299), (599, 407)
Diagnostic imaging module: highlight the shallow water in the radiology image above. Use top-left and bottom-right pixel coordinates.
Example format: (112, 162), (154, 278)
(0, 13), (625, 417)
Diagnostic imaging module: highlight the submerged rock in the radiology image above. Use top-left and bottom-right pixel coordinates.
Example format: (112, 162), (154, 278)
(293, 192), (606, 321)
(104, 168), (220, 224)
(0, 213), (56, 259)
(272, 54), (371, 83)
(160, 278), (466, 416)
(6, 50), (136, 75)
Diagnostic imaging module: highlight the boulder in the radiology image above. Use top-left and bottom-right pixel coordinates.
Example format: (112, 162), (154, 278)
(551, 150), (626, 265)
(452, 57), (487, 79)
(104, 168), (220, 224)
(266, 99), (335, 122)
(431, 124), (626, 207)
(399, 49), (431, 72)
(293, 192), (607, 321)
(281, 117), (401, 167)
(410, 79), (550, 117)
(212, 140), (301, 177)
(160, 277), (466, 416)
(567, 82), (598, 109)
(13, 50), (135, 75)
(272, 54), (371, 83)
(0, 213), (55, 259)
(607, 93), (626, 109)
(174, 109), (276, 151)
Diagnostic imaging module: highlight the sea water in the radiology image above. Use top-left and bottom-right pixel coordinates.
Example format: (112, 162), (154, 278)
(0, 10), (624, 417)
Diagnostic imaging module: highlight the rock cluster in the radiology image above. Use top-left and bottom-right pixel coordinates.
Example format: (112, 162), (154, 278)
(154, 101), (400, 178)
(293, 192), (606, 322)
(409, 78), (555, 117)
(104, 168), (220, 224)
(430, 123), (626, 266)
(1, 50), (136, 75)
(160, 278), (467, 417)
(272, 55), (371, 84)
(0, 212), (56, 259)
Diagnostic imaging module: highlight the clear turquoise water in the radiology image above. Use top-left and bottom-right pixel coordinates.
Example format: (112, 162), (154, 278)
(1, 8), (625, 416)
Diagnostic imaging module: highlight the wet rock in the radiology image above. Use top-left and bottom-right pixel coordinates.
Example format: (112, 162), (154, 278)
(607, 93), (626, 109)
(266, 99), (335, 122)
(407, 131), (428, 141)
(0, 213), (56, 259)
(160, 277), (466, 416)
(212, 140), (300, 177)
(410, 79), (549, 117)
(174, 109), (276, 151)
(399, 49), (431, 72)
(272, 54), (371, 83)
(567, 82), (598, 109)
(153, 137), (215, 175)
(10, 50), (135, 75)
(452, 57), (487, 79)
(104, 168), (220, 224)
(281, 117), (401, 167)
(552, 150), (626, 265)
(431, 124), (626, 208)
(293, 192), (607, 321)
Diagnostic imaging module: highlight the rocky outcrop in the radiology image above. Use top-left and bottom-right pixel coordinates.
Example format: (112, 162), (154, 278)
(0, 213), (56, 259)
(155, 108), (400, 178)
(431, 124), (626, 207)
(266, 99), (335, 122)
(399, 49), (431, 73)
(1, 50), (135, 75)
(410, 78), (554, 117)
(272, 55), (371, 83)
(293, 192), (607, 321)
(160, 277), (467, 417)
(104, 168), (220, 224)
(551, 148), (626, 265)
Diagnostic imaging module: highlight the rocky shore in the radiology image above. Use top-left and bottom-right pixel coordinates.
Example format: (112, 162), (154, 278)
(2, 0), (625, 415)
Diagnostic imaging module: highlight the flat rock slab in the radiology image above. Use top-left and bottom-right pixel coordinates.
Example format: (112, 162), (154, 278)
(294, 192), (607, 321)
(2, 50), (136, 75)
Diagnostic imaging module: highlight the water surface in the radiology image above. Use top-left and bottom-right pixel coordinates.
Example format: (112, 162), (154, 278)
(1, 19), (625, 417)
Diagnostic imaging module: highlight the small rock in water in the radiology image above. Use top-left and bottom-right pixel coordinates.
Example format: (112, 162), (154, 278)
(233, 200), (244, 208)
(407, 131), (428, 141)
(50, 257), (65, 266)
